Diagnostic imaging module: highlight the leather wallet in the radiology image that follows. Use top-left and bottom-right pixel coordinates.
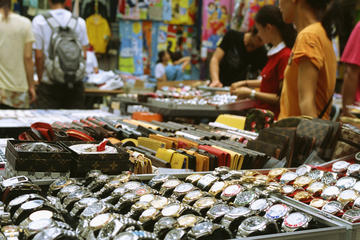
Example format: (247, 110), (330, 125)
(213, 146), (241, 170)
(171, 152), (188, 169)
(198, 145), (231, 167)
(155, 148), (176, 163)
(149, 134), (176, 149)
(137, 137), (166, 151)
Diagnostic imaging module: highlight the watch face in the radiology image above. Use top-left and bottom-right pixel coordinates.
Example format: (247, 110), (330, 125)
(58, 184), (81, 195)
(139, 194), (155, 203)
(122, 193), (137, 202)
(354, 197), (360, 209)
(132, 201), (150, 211)
(81, 202), (105, 219)
(161, 203), (181, 217)
(162, 179), (182, 189)
(29, 210), (53, 221)
(309, 170), (324, 181)
(150, 196), (168, 209)
(347, 164), (360, 176)
(249, 199), (269, 212)
(293, 176), (313, 187)
(174, 183), (194, 194)
(164, 229), (186, 240)
(222, 184), (242, 197)
(207, 204), (231, 218)
(151, 174), (171, 183)
(66, 190), (88, 200)
(8, 194), (30, 207)
(191, 222), (213, 235)
(209, 181), (226, 194)
(332, 161), (350, 172)
(310, 198), (327, 209)
(156, 216), (176, 228)
(186, 174), (203, 183)
(177, 214), (198, 228)
(280, 172), (298, 183)
(241, 216), (267, 231)
(321, 186), (340, 200)
(268, 168), (287, 178)
(141, 207), (158, 218)
(228, 207), (252, 218)
(284, 212), (308, 228)
(134, 187), (150, 196)
(114, 232), (137, 240)
(21, 199), (44, 210)
(353, 181), (360, 192)
(89, 213), (112, 229)
(338, 189), (358, 203)
(234, 191), (257, 207)
(124, 181), (142, 191)
(294, 191), (311, 201)
(2, 176), (29, 188)
(281, 185), (295, 195)
(265, 204), (290, 220)
(183, 190), (203, 202)
(343, 209), (360, 223)
(112, 187), (126, 196)
(198, 174), (217, 187)
(78, 197), (98, 207)
(336, 177), (357, 190)
(296, 165), (312, 176)
(322, 201), (343, 215)
(307, 182), (325, 194)
(194, 197), (216, 209)
(28, 219), (53, 231)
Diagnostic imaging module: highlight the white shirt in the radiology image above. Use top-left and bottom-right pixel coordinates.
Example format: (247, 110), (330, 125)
(32, 9), (88, 83)
(155, 63), (165, 79)
(86, 51), (98, 74)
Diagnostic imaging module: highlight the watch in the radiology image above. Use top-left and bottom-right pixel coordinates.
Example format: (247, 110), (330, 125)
(127, 201), (151, 220)
(187, 221), (231, 239)
(296, 165), (312, 176)
(281, 185), (296, 195)
(234, 190), (258, 207)
(221, 207), (253, 233)
(193, 197), (218, 216)
(282, 212), (311, 232)
(293, 191), (311, 202)
(101, 187), (126, 205)
(293, 176), (313, 188)
(250, 89), (256, 99)
(161, 203), (198, 218)
(342, 209), (360, 223)
(63, 189), (92, 211)
(353, 181), (360, 192)
(123, 181), (143, 193)
(185, 174), (203, 185)
(80, 202), (112, 220)
(280, 171), (298, 184)
(321, 201), (343, 215)
(114, 192), (139, 214)
(321, 186), (341, 200)
(237, 216), (278, 237)
(21, 209), (65, 228)
(337, 189), (358, 205)
(213, 166), (231, 176)
(56, 184), (82, 201)
(332, 161), (351, 173)
(176, 214), (204, 229)
(268, 168), (288, 179)
(208, 181), (228, 197)
(139, 207), (161, 232)
(97, 217), (142, 240)
(87, 174), (110, 192)
(309, 170), (325, 181)
(206, 203), (231, 222)
(353, 197), (360, 209)
(221, 184), (243, 202)
(164, 228), (187, 240)
(70, 197), (98, 218)
(13, 199), (58, 225)
(148, 175), (174, 190)
(48, 178), (76, 196)
(346, 164), (360, 177)
(159, 179), (182, 197)
(196, 174), (218, 191)
(1, 176), (30, 189)
(171, 183), (196, 200)
(114, 231), (157, 240)
(2, 182), (42, 205)
(309, 198), (328, 209)
(133, 186), (153, 198)
(24, 218), (72, 239)
(249, 198), (274, 214)
(307, 182), (326, 196)
(88, 213), (115, 236)
(221, 170), (243, 181)
(139, 194), (156, 203)
(150, 196), (172, 210)
(182, 190), (206, 206)
(6, 193), (47, 217)
(265, 204), (291, 221)
(95, 179), (124, 198)
(32, 227), (77, 240)
(84, 170), (103, 186)
(153, 217), (177, 239)
(336, 177), (357, 190)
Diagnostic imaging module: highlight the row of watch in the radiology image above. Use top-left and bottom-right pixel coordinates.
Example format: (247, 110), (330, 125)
(268, 162), (360, 223)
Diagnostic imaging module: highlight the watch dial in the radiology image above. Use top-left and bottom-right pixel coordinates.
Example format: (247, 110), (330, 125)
(174, 183), (194, 194)
(186, 174), (202, 183)
(29, 210), (53, 221)
(208, 204), (231, 217)
(249, 199), (268, 212)
(112, 187), (126, 196)
(228, 207), (251, 217)
(151, 174), (170, 182)
(194, 197), (216, 208)
(223, 184), (242, 196)
(338, 190), (358, 202)
(210, 181), (225, 193)
(164, 229), (186, 240)
(310, 198), (327, 209)
(241, 216), (267, 231)
(81, 202), (104, 218)
(184, 190), (202, 201)
(281, 185), (295, 195)
(296, 165), (311, 176)
(353, 197), (360, 209)
(284, 212), (307, 228)
(161, 204), (181, 217)
(309, 170), (324, 181)
(9, 194), (30, 207)
(124, 181), (142, 191)
(307, 182), (325, 194)
(336, 177), (357, 189)
(344, 209), (360, 220)
(265, 204), (289, 220)
(78, 197), (98, 206)
(198, 175), (217, 187)
(163, 179), (182, 189)
(28, 219), (53, 231)
(114, 232), (137, 240)
(280, 172), (298, 183)
(122, 193), (137, 201)
(150, 196), (168, 209)
(322, 186), (340, 199)
(157, 217), (176, 227)
(141, 207), (158, 218)
(21, 199), (44, 210)
(294, 176), (312, 186)
(66, 190), (87, 200)
(322, 201), (343, 214)
(347, 164), (360, 176)
(59, 184), (80, 194)
(89, 213), (112, 228)
(234, 191), (256, 206)
(177, 214), (198, 227)
(134, 187), (150, 196)
(332, 161), (350, 172)
(51, 178), (68, 188)
(191, 222), (213, 235)
(139, 194), (155, 203)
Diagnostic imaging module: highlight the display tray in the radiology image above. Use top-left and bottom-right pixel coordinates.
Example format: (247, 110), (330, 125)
(60, 141), (130, 178)
(5, 140), (72, 172)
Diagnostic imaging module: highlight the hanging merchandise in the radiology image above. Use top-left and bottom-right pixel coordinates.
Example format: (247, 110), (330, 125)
(81, 0), (110, 20)
(167, 0), (196, 25)
(162, 0), (172, 21)
(142, 21), (153, 75)
(119, 20), (144, 75)
(148, 0), (163, 21)
(202, 0), (234, 51)
(231, 0), (246, 30)
(239, 0), (276, 32)
(86, 13), (111, 54)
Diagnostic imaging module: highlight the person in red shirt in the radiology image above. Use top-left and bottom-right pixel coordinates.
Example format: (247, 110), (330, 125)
(230, 5), (296, 118)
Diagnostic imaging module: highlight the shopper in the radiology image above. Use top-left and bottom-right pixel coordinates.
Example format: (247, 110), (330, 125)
(341, 21), (360, 117)
(209, 28), (268, 88)
(155, 50), (191, 82)
(32, 0), (89, 109)
(230, 5), (296, 118)
(0, 0), (36, 109)
(278, 0), (338, 120)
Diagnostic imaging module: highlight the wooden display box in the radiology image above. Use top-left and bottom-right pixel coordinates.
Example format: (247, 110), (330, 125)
(60, 141), (130, 177)
(5, 140), (72, 172)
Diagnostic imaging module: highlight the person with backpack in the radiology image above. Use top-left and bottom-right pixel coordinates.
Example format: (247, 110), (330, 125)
(0, 0), (36, 109)
(32, 0), (89, 109)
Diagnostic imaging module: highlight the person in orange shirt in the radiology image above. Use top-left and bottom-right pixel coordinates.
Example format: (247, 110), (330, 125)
(278, 0), (339, 120)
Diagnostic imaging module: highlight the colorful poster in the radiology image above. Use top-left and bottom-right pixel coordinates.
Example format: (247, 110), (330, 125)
(142, 21), (153, 75)
(148, 0), (163, 21)
(239, 0), (276, 32)
(167, 0), (196, 25)
(202, 0), (234, 51)
(150, 22), (161, 77)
